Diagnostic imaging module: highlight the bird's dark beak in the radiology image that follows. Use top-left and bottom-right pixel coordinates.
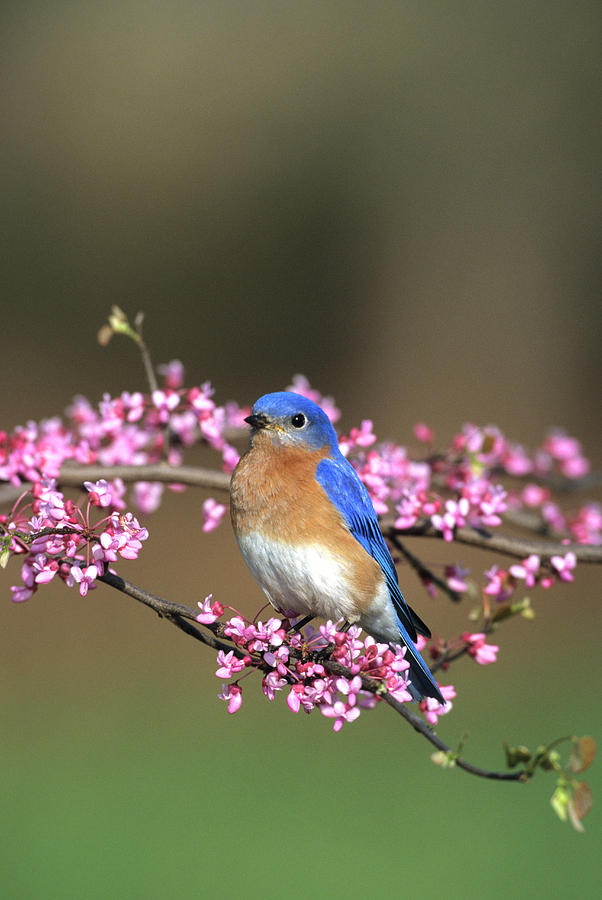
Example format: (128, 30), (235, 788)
(244, 412), (270, 429)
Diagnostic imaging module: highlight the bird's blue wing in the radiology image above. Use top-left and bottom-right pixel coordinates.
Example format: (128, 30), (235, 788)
(315, 455), (428, 642)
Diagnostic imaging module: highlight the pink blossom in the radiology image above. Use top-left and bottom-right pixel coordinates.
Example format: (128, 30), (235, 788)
(339, 420), (377, 455)
(215, 650), (247, 679)
(319, 620), (342, 643)
(445, 564), (470, 593)
(262, 671), (288, 700)
(484, 566), (514, 602)
(31, 553), (59, 584)
(394, 491), (422, 529)
(287, 685), (303, 713)
(169, 411), (198, 446)
(296, 660), (327, 678)
(69, 564), (98, 597)
(11, 584), (35, 603)
(320, 699), (361, 731)
(544, 431), (582, 461)
(84, 478), (114, 508)
(336, 675), (363, 703)
(106, 512), (149, 559)
(302, 677), (334, 709)
(550, 552), (577, 582)
(187, 383), (215, 419)
(542, 502), (567, 533)
(196, 594), (223, 624)
(35, 479), (65, 522)
(263, 645), (290, 675)
(421, 684), (456, 725)
(132, 481), (164, 514)
(247, 618), (286, 653)
(221, 443), (240, 473)
(98, 394), (125, 433)
(151, 389), (180, 422)
(355, 452), (391, 515)
(502, 443), (532, 476)
(569, 503), (602, 545)
(99, 530), (126, 561)
(431, 498), (469, 542)
(218, 683), (242, 714)
(120, 391), (145, 422)
(509, 554), (540, 588)
(413, 423), (434, 444)
(463, 632), (499, 665)
(200, 410), (226, 450)
(522, 484), (550, 507)
(157, 359), (185, 389)
(561, 456), (590, 479)
(223, 615), (253, 644)
(475, 483), (507, 526)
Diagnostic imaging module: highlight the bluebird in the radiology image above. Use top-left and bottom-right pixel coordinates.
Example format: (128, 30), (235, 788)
(230, 391), (444, 704)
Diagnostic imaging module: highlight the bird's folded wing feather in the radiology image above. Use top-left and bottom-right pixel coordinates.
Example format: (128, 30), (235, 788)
(315, 456), (430, 642)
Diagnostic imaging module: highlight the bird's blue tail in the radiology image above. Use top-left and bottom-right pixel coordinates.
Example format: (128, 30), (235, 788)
(394, 616), (445, 706)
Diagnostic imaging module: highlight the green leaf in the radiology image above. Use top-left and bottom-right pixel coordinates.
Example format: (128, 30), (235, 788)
(550, 785), (569, 822)
(0, 543), (10, 568)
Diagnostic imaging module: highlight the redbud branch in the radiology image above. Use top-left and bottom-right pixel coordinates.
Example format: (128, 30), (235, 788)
(58, 463), (231, 492)
(45, 463), (602, 564)
(382, 520), (602, 564)
(490, 467), (602, 495)
(97, 568), (235, 656)
(389, 535), (462, 602)
(428, 629), (495, 675)
(94, 570), (528, 783)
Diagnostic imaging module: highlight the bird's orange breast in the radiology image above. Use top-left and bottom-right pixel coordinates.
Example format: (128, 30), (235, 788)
(230, 435), (385, 617)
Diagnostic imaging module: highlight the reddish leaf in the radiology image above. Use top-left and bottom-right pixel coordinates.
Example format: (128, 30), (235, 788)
(568, 737), (596, 774)
(567, 782), (592, 832)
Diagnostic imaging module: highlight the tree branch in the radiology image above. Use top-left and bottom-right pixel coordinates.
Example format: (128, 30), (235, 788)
(49, 464), (602, 564)
(95, 570), (528, 783)
(389, 534), (462, 602)
(382, 520), (602, 564)
(59, 463), (231, 492)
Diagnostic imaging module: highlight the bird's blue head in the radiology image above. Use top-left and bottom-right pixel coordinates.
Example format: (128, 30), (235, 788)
(245, 392), (339, 453)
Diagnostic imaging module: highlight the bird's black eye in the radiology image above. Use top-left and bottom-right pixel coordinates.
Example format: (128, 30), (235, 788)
(291, 413), (306, 428)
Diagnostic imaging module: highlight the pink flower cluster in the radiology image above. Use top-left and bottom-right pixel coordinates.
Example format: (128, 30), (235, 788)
(1, 362), (247, 511)
(6, 478), (149, 603)
(197, 605), (454, 730)
(362, 417), (599, 546)
(1, 361), (252, 603)
(485, 549), (578, 603)
(0, 372), (597, 626)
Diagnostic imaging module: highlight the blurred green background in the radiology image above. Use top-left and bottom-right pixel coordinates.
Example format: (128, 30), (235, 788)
(2, 2), (600, 897)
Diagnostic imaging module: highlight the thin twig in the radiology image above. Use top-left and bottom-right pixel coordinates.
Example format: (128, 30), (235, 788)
(97, 569), (235, 655)
(389, 534), (462, 602)
(133, 312), (159, 395)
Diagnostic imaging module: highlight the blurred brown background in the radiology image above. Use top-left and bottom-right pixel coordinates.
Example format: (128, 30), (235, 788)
(2, 2), (600, 898)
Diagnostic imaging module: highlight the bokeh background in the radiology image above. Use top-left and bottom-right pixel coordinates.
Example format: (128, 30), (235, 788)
(2, 2), (600, 897)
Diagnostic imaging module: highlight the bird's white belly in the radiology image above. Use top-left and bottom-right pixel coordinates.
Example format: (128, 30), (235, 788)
(236, 531), (359, 622)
